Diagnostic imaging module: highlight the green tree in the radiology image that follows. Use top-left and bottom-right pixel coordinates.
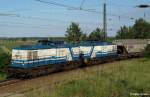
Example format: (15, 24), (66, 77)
(22, 37), (27, 41)
(116, 18), (150, 39)
(65, 22), (86, 43)
(80, 33), (87, 41)
(88, 28), (104, 41)
(133, 18), (150, 39)
(116, 26), (134, 39)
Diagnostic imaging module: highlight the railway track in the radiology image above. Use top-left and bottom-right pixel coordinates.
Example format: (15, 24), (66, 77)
(0, 79), (21, 88)
(2, 57), (143, 97)
(0, 53), (142, 88)
(0, 56), (143, 97)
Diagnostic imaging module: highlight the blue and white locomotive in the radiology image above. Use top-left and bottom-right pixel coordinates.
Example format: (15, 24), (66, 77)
(7, 40), (118, 78)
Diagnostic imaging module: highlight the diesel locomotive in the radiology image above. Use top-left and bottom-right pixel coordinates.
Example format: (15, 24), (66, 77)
(6, 40), (139, 78)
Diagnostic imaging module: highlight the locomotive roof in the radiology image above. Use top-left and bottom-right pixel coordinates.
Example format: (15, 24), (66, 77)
(13, 44), (70, 50)
(13, 41), (114, 50)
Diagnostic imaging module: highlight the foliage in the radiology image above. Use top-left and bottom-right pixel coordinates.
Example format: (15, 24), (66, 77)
(80, 33), (87, 41)
(133, 19), (150, 38)
(116, 18), (150, 39)
(0, 39), (36, 50)
(57, 59), (150, 97)
(116, 26), (134, 39)
(0, 71), (7, 80)
(0, 46), (11, 70)
(65, 22), (87, 43)
(26, 58), (150, 97)
(88, 28), (105, 41)
(0, 47), (10, 80)
(144, 44), (150, 58)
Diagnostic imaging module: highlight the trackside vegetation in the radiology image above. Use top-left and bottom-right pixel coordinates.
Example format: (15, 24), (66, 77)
(144, 44), (150, 58)
(116, 18), (150, 39)
(0, 46), (11, 80)
(26, 58), (150, 97)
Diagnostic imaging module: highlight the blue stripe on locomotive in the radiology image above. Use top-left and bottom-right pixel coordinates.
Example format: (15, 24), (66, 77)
(11, 56), (67, 68)
(95, 51), (117, 58)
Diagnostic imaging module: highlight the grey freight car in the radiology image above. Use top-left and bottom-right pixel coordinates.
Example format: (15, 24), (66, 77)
(113, 39), (150, 53)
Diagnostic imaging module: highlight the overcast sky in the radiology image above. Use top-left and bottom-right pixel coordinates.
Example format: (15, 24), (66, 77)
(0, 0), (150, 37)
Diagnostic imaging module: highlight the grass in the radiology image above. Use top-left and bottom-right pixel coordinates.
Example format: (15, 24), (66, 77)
(0, 72), (7, 81)
(0, 40), (36, 50)
(0, 39), (149, 96)
(26, 58), (150, 97)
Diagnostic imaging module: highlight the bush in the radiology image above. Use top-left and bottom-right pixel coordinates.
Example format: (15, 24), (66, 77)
(0, 46), (11, 70)
(0, 71), (7, 80)
(144, 44), (150, 58)
(0, 53), (10, 70)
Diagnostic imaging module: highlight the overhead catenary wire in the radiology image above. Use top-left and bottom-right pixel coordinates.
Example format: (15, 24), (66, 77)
(0, 1), (137, 21)
(0, 1), (139, 30)
(0, 11), (136, 25)
(0, 21), (55, 27)
(0, 20), (103, 30)
(34, 0), (136, 20)
(0, 12), (135, 34)
(0, 14), (102, 26)
(107, 2), (135, 8)
(0, 12), (18, 16)
(0, 23), (104, 34)
(0, 24), (51, 29)
(34, 0), (101, 13)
